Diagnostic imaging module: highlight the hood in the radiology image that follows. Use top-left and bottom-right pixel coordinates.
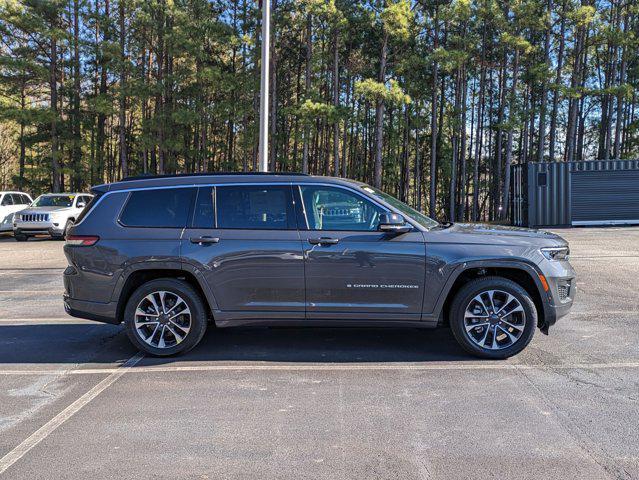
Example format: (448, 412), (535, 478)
(429, 223), (567, 247)
(18, 206), (71, 214)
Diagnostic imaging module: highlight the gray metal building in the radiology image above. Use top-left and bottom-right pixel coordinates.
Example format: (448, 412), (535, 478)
(511, 160), (639, 228)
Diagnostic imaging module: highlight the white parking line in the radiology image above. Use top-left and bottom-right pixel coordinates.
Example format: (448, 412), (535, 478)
(0, 361), (638, 376)
(0, 352), (144, 476)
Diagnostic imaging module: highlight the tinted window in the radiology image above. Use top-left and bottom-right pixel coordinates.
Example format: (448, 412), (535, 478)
(120, 188), (195, 228)
(11, 194), (23, 204)
(216, 185), (294, 230)
(19, 194), (31, 205)
(300, 185), (385, 231)
(1, 195), (13, 206)
(192, 187), (215, 228)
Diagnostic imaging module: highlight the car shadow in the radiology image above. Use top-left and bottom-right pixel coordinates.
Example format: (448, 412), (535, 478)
(0, 323), (472, 365)
(177, 326), (470, 363)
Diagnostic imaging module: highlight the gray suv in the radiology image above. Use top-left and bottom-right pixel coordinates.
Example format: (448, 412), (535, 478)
(63, 173), (575, 359)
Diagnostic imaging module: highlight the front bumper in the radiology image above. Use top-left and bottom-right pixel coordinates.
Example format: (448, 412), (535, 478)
(538, 259), (576, 333)
(14, 220), (65, 236)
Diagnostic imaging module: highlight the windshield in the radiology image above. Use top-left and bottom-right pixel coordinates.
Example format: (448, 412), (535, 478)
(32, 195), (74, 208)
(360, 185), (439, 229)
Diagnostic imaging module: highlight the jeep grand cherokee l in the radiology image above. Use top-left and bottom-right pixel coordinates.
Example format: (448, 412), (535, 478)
(63, 173), (575, 359)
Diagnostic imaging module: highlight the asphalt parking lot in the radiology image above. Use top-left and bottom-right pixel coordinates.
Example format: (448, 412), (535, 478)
(0, 228), (638, 479)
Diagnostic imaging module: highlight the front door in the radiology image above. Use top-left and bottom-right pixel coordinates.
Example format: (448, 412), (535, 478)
(295, 184), (426, 321)
(181, 184), (305, 319)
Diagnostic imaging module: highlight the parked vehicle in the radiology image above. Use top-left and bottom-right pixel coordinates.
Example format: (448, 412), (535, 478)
(13, 193), (93, 241)
(0, 191), (33, 233)
(63, 173), (575, 359)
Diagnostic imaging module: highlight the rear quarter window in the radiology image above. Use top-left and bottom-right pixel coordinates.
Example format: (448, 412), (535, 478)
(119, 188), (195, 228)
(74, 194), (102, 224)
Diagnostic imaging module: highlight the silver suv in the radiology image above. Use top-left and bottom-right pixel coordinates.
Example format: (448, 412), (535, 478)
(63, 173), (575, 359)
(13, 193), (93, 241)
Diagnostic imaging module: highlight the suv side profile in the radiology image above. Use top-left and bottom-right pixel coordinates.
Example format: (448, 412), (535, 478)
(63, 174), (575, 359)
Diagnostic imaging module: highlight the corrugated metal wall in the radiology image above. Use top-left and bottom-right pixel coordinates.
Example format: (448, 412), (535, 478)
(511, 160), (639, 228)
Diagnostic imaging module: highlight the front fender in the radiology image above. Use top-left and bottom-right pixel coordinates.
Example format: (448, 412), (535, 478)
(427, 259), (551, 326)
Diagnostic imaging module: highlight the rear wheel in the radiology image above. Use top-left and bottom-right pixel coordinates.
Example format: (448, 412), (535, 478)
(124, 278), (208, 357)
(449, 276), (537, 359)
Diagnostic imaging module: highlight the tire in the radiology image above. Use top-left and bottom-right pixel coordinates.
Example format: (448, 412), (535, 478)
(63, 219), (74, 239)
(124, 278), (208, 357)
(449, 276), (537, 359)
(14, 233), (28, 242)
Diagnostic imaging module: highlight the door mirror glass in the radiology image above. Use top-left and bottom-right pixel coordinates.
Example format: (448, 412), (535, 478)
(77, 201), (86, 208)
(378, 213), (411, 234)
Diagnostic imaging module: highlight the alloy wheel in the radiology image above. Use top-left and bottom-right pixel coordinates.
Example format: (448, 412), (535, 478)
(463, 289), (526, 350)
(134, 291), (192, 349)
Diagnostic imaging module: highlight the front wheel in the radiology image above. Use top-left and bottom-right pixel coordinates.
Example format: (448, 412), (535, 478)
(449, 277), (537, 359)
(14, 233), (28, 242)
(124, 278), (208, 356)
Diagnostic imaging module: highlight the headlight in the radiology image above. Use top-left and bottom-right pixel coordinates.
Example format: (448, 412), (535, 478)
(541, 246), (570, 261)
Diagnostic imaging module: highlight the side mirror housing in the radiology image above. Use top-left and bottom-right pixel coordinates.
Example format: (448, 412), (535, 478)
(378, 213), (411, 234)
(77, 202), (86, 208)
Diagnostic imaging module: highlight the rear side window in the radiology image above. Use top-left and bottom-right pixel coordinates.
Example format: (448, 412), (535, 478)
(215, 185), (295, 230)
(120, 188), (195, 228)
(1, 194), (13, 206)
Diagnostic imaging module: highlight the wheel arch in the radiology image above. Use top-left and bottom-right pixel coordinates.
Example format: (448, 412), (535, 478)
(115, 266), (217, 323)
(435, 260), (548, 330)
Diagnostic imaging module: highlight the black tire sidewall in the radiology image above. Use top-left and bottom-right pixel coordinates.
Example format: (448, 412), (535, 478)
(14, 234), (28, 242)
(450, 277), (537, 359)
(124, 278), (207, 357)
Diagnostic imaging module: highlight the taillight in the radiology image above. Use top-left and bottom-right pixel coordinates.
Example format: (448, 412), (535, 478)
(65, 235), (99, 246)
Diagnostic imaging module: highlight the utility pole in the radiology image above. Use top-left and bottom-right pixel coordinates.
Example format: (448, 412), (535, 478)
(258, 0), (270, 172)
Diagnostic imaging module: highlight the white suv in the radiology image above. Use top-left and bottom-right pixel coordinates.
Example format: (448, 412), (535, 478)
(13, 193), (93, 241)
(0, 192), (33, 233)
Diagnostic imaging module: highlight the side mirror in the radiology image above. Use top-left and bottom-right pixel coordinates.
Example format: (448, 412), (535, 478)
(77, 202), (86, 209)
(378, 212), (411, 234)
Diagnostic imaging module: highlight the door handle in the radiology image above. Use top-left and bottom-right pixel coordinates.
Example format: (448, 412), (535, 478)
(308, 237), (339, 245)
(190, 236), (220, 244)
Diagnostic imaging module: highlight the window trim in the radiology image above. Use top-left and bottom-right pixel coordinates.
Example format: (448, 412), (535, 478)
(118, 187), (196, 229)
(84, 181), (424, 232)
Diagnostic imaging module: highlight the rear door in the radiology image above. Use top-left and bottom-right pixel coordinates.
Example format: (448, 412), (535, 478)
(180, 184), (305, 318)
(295, 184), (426, 321)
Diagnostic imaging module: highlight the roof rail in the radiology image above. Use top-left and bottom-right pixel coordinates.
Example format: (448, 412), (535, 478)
(119, 172), (309, 182)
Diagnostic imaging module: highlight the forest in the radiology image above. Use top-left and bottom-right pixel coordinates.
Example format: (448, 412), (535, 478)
(0, 0), (638, 222)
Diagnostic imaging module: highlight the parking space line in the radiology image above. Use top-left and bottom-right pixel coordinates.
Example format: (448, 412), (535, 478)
(0, 361), (638, 376)
(0, 352), (144, 476)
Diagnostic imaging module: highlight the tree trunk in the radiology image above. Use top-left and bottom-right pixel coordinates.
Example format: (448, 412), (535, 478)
(501, 48), (520, 220)
(373, 30), (388, 189)
(118, 0), (128, 178)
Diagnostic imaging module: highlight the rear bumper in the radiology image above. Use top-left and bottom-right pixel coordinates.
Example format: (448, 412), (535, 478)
(63, 294), (120, 325)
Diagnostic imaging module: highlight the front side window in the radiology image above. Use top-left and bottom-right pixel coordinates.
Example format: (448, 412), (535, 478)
(360, 185), (439, 229)
(299, 185), (385, 231)
(215, 185), (294, 230)
(120, 188), (195, 228)
(32, 195), (74, 208)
